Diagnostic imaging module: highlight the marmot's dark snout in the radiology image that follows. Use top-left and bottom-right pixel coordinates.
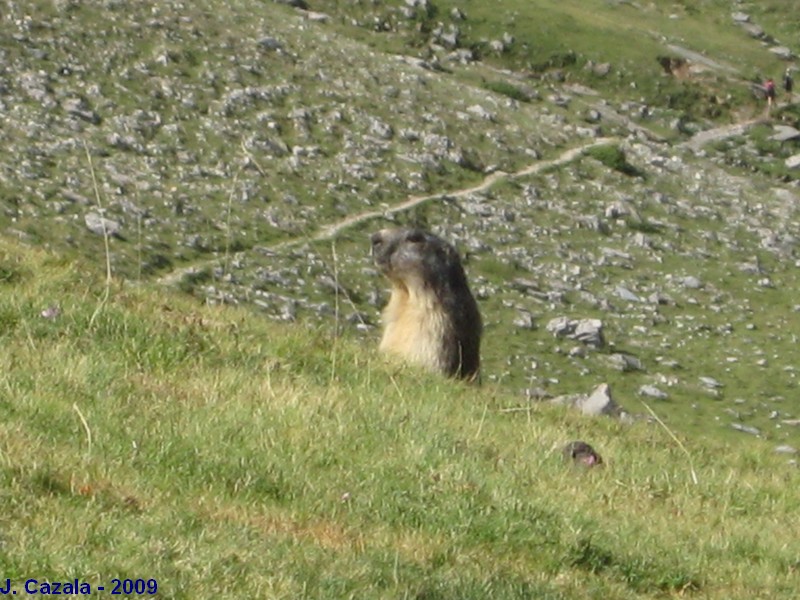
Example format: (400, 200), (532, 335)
(371, 228), (427, 272)
(370, 230), (385, 251)
(370, 229), (393, 270)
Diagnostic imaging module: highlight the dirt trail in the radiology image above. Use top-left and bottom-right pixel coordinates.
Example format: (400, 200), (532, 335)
(158, 137), (619, 286)
(315, 137), (618, 241)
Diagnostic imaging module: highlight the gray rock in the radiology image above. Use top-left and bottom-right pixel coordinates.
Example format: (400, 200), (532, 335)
(785, 154), (800, 169)
(680, 276), (703, 289)
(775, 445), (798, 455)
(278, 300), (297, 321)
(447, 48), (475, 63)
(605, 201), (630, 219)
(304, 11), (329, 23)
(731, 423), (760, 436)
(648, 292), (673, 305)
(62, 97), (101, 124)
(568, 346), (587, 358)
(579, 383), (619, 416)
(548, 93), (571, 108)
(639, 384), (668, 400)
(421, 133), (455, 158)
(288, 107), (310, 121)
(19, 71), (56, 108)
(511, 278), (541, 294)
(62, 190), (92, 206)
(573, 318), (604, 348)
(576, 215), (609, 233)
(440, 32), (459, 48)
(699, 376), (722, 389)
(739, 23), (765, 38)
(246, 134), (289, 157)
(608, 353), (644, 372)
(107, 132), (144, 153)
(546, 316), (575, 337)
(731, 12), (750, 23)
(84, 212), (121, 237)
(585, 109), (602, 123)
(368, 117), (394, 140)
(488, 40), (505, 54)
(257, 36), (283, 51)
(466, 105), (495, 121)
(615, 286), (641, 302)
(769, 125), (800, 142)
(758, 277), (774, 288)
(769, 46), (793, 60)
(592, 62), (611, 77)
(513, 310), (534, 330)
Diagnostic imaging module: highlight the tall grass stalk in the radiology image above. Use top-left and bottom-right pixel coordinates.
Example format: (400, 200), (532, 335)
(83, 140), (112, 329)
(330, 240), (340, 385)
(642, 401), (699, 485)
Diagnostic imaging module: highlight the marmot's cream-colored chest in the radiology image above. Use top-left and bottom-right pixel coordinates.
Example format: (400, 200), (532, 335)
(380, 286), (450, 373)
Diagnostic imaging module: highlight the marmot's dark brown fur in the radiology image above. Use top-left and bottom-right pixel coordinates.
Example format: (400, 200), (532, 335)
(371, 227), (482, 381)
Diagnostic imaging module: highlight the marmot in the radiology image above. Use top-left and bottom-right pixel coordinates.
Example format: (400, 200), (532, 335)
(562, 441), (603, 468)
(371, 227), (482, 381)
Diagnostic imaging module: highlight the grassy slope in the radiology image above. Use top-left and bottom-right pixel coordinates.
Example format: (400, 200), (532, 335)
(315, 0), (779, 117)
(2, 1), (800, 596)
(2, 240), (799, 598)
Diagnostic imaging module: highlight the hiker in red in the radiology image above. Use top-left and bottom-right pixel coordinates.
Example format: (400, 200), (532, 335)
(765, 78), (776, 109)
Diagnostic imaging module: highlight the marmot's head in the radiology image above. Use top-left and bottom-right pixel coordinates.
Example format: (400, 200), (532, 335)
(562, 441), (603, 467)
(371, 227), (468, 294)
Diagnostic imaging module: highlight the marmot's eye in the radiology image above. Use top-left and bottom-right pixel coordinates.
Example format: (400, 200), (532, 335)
(406, 231), (426, 244)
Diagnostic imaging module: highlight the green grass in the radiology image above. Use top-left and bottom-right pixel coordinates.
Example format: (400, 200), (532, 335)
(2, 240), (800, 599)
(313, 0), (783, 121)
(584, 144), (643, 177)
(482, 80), (532, 103)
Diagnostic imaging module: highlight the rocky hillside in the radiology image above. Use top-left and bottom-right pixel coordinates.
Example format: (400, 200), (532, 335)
(2, 0), (800, 454)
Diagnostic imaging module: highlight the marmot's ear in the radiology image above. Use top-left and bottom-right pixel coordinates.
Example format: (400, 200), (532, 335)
(446, 244), (461, 264)
(433, 244), (451, 264)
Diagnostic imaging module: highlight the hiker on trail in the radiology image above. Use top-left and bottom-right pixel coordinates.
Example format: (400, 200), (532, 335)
(765, 78), (776, 102)
(784, 68), (794, 100)
(765, 77), (776, 110)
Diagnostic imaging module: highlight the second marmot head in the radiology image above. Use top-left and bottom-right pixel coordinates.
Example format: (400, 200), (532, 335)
(371, 227), (482, 381)
(562, 441), (603, 468)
